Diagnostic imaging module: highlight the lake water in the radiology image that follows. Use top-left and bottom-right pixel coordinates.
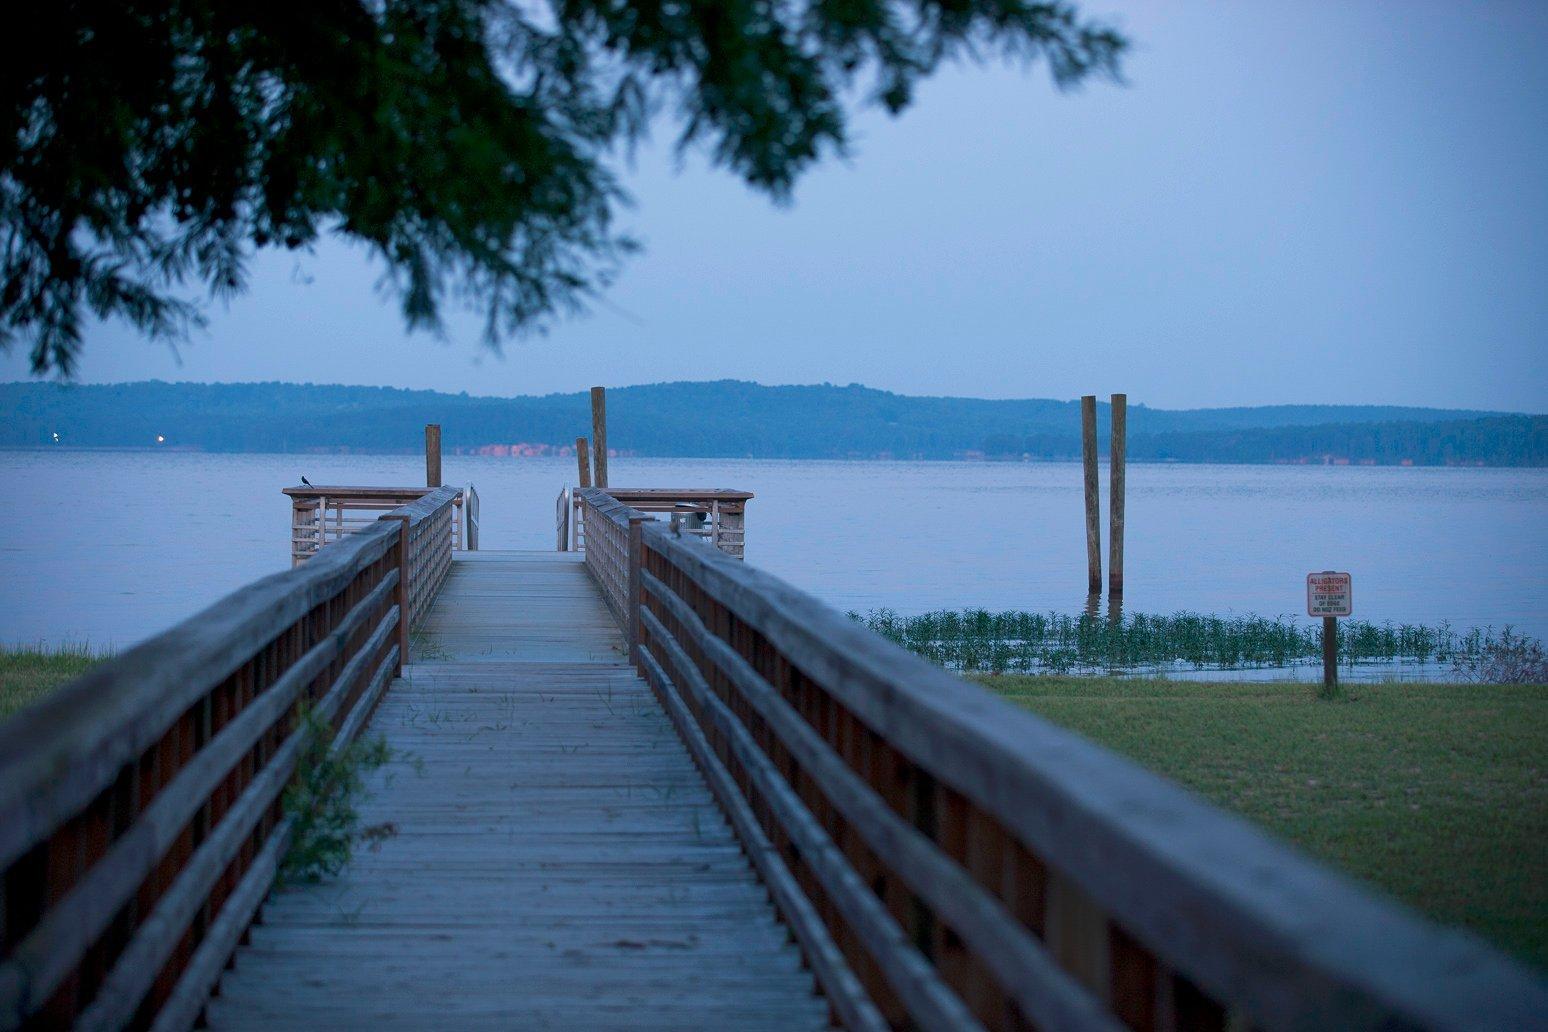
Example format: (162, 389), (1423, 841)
(2, 452), (1544, 661)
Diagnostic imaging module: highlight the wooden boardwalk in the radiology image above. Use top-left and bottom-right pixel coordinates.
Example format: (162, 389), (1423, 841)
(207, 552), (829, 1030)
(9, 483), (1543, 1031)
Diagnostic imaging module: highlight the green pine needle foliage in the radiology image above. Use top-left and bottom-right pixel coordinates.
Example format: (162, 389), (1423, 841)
(3, 2), (1125, 375)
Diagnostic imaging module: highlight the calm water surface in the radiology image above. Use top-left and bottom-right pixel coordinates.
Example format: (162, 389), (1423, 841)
(2, 452), (1544, 651)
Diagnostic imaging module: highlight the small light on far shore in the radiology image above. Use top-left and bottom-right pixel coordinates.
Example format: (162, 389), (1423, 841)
(156, 434), (166, 444)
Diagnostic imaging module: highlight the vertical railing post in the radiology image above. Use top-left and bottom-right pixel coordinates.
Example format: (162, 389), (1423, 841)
(627, 515), (644, 668)
(556, 488), (570, 551)
(379, 514), (411, 674)
(289, 500), (305, 567)
(465, 485), (480, 550)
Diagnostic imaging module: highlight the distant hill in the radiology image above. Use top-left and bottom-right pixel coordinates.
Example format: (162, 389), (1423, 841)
(1, 379), (1541, 466)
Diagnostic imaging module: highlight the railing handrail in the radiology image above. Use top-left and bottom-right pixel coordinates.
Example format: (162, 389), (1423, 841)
(0, 520), (397, 867)
(288, 483), (472, 565)
(385, 484), (462, 525)
(573, 486), (747, 559)
(575, 486), (651, 526)
(612, 515), (1545, 1031)
(283, 485), (466, 502)
(594, 488), (754, 503)
(573, 489), (652, 635)
(0, 484), (462, 1028)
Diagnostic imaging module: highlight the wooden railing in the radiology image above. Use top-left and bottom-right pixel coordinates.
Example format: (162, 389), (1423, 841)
(566, 488), (750, 557)
(574, 489), (647, 631)
(462, 483), (480, 552)
(384, 487), (460, 636)
(555, 488), (570, 551)
(580, 490), (1546, 1032)
(0, 486), (462, 1029)
(286, 485), (477, 566)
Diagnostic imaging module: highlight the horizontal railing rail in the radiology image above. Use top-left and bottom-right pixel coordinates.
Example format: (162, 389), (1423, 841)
(582, 498), (1546, 1031)
(570, 487), (750, 558)
(0, 486), (461, 1029)
(573, 489), (649, 636)
(381, 486), (461, 637)
(285, 485), (474, 566)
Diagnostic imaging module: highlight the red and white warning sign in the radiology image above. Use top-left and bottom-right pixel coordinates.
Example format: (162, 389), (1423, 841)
(1306, 571), (1352, 617)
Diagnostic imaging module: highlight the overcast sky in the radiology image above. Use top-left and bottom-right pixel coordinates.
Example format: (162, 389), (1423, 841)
(5, 2), (1546, 410)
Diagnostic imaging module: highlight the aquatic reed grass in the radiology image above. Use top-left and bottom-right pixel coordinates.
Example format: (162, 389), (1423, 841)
(848, 608), (1526, 676)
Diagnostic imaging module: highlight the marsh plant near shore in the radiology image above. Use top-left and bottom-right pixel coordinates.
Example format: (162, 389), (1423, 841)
(1449, 628), (1548, 685)
(850, 608), (1540, 679)
(281, 707), (394, 883)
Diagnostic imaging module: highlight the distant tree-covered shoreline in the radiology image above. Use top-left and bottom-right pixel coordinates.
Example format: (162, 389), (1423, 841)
(2, 380), (1540, 467)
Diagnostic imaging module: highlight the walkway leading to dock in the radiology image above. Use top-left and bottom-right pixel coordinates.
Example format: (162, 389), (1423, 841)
(207, 553), (828, 1030)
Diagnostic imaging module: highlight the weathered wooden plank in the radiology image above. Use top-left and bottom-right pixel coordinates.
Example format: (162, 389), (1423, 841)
(0, 524), (398, 871)
(73, 635), (398, 1030)
(640, 526), (1548, 1031)
(0, 487), (462, 1030)
(633, 640), (886, 1032)
(643, 568), (1120, 1031)
(203, 553), (831, 1029)
(638, 627), (976, 1031)
(0, 582), (395, 1018)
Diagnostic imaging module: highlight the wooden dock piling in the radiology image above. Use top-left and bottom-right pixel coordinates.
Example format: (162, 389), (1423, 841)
(1081, 395), (1101, 595)
(590, 386), (608, 488)
(1109, 393), (1126, 596)
(425, 424), (442, 487)
(575, 437), (592, 488)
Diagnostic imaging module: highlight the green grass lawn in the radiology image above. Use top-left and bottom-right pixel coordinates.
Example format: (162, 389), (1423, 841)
(0, 647), (101, 721)
(976, 676), (1548, 970)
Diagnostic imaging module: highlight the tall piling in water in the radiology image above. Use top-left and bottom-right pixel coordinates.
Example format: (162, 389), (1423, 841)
(575, 437), (592, 487)
(1109, 393), (1126, 597)
(590, 386), (608, 488)
(1081, 396), (1101, 595)
(425, 424), (442, 488)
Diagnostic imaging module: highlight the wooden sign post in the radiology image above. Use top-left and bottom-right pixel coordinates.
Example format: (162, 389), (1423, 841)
(1307, 571), (1352, 695)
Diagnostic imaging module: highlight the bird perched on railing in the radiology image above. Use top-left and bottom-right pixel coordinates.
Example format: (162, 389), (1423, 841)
(301, 476), (312, 486)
